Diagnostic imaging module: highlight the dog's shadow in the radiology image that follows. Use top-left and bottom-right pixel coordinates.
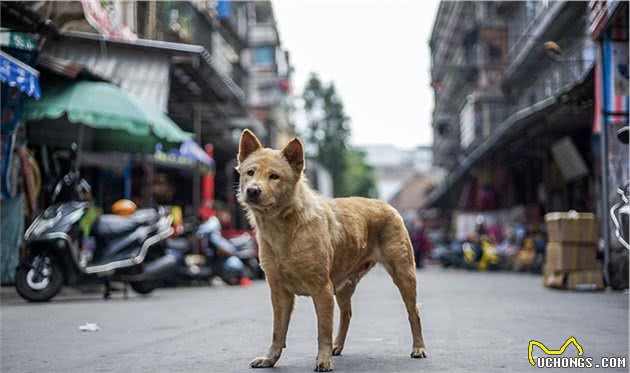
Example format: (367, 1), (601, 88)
(270, 353), (428, 372)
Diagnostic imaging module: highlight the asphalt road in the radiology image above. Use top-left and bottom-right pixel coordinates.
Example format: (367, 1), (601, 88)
(1, 266), (628, 373)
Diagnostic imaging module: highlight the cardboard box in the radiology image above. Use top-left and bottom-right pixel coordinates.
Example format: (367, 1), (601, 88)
(544, 269), (604, 291)
(543, 270), (565, 289)
(567, 270), (605, 290)
(545, 211), (598, 244)
(545, 242), (598, 271)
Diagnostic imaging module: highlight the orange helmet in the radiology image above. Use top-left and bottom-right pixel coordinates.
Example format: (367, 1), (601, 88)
(112, 199), (137, 216)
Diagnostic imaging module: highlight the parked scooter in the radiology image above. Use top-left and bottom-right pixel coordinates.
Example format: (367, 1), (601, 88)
(610, 126), (629, 251)
(434, 241), (464, 268)
(226, 232), (264, 279)
(462, 236), (500, 271)
(608, 125), (629, 290)
(169, 216), (258, 285)
(610, 183), (630, 251)
(461, 217), (500, 271)
(15, 146), (176, 302)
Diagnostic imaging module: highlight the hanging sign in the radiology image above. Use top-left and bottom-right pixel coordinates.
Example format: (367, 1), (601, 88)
(80, 0), (137, 42)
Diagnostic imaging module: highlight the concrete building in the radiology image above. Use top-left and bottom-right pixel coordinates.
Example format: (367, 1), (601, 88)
(242, 0), (295, 149)
(24, 1), (297, 226)
(500, 2), (596, 111)
(426, 1), (598, 229)
(359, 144), (439, 202)
(429, 2), (509, 169)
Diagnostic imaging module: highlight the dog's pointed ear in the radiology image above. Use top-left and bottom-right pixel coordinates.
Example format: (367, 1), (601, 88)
(282, 137), (304, 174)
(238, 129), (262, 163)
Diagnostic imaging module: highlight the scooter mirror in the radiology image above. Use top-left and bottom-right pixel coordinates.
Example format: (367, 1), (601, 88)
(69, 142), (79, 172)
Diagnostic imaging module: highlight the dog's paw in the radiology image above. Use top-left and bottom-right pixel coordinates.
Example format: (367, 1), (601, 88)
(332, 344), (344, 356)
(410, 347), (427, 359)
(314, 358), (333, 372)
(250, 357), (275, 368)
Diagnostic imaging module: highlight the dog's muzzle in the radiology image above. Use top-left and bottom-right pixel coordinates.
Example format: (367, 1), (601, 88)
(246, 186), (262, 202)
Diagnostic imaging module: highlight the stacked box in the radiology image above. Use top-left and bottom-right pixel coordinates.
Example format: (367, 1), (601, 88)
(545, 242), (598, 271)
(544, 269), (605, 291)
(543, 212), (603, 290)
(545, 212), (598, 244)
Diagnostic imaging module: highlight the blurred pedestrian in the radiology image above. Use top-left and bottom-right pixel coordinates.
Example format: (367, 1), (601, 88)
(411, 217), (430, 269)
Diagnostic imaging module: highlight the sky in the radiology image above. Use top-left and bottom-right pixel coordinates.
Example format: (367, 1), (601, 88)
(273, 0), (440, 149)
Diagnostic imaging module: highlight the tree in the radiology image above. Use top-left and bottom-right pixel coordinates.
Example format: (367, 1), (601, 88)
(341, 149), (378, 198)
(301, 73), (376, 198)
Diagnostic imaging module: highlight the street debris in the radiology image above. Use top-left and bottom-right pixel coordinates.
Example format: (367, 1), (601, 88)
(79, 323), (101, 332)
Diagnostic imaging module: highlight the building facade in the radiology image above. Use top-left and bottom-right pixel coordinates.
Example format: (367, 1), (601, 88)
(359, 144), (440, 202)
(11, 0), (299, 234)
(242, 0), (295, 148)
(427, 1), (600, 234)
(429, 2), (509, 169)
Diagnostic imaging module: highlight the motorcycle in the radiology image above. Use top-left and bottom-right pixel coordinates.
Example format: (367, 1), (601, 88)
(225, 231), (264, 279)
(610, 183), (630, 251)
(15, 146), (177, 302)
(462, 234), (500, 271)
(608, 125), (629, 290)
(434, 242), (464, 269)
(169, 216), (259, 285)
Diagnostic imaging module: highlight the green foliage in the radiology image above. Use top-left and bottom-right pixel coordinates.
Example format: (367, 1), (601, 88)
(341, 149), (378, 198)
(302, 73), (376, 198)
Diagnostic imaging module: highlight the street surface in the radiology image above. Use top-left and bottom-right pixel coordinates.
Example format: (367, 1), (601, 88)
(1, 266), (628, 373)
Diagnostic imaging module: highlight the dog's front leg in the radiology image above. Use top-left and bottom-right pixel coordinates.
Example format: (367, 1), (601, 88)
(312, 282), (334, 372)
(250, 274), (294, 369)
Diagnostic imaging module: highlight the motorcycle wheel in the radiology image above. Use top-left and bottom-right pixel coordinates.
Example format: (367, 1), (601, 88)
(15, 254), (64, 302)
(247, 259), (265, 279)
(220, 270), (242, 286)
(130, 281), (156, 295)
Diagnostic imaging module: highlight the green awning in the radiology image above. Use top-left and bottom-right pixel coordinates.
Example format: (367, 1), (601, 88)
(24, 81), (192, 151)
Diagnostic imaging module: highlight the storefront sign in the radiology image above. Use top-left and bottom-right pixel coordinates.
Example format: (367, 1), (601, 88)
(0, 51), (40, 100)
(0, 30), (37, 51)
(80, 0), (137, 41)
(154, 141), (213, 172)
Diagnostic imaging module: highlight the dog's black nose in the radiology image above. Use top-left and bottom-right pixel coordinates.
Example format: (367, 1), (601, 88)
(246, 186), (261, 200)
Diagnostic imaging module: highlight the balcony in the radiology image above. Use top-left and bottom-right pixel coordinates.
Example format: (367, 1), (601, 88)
(503, 1), (585, 86)
(154, 1), (247, 99)
(247, 74), (286, 108)
(249, 23), (278, 46)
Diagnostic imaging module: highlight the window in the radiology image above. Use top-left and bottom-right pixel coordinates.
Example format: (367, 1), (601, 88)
(488, 44), (502, 63)
(254, 2), (272, 24)
(526, 1), (538, 23)
(437, 121), (449, 136)
(486, 2), (500, 20)
(253, 46), (275, 66)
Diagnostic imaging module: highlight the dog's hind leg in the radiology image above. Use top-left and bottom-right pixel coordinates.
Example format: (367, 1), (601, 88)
(332, 282), (357, 356)
(381, 228), (427, 359)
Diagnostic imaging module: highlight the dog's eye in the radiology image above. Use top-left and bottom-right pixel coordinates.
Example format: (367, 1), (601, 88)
(269, 173), (279, 180)
(247, 170), (255, 177)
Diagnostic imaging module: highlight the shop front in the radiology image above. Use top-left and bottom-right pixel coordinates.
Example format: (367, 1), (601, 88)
(424, 69), (596, 271)
(0, 24), (48, 283)
(589, 0), (629, 288)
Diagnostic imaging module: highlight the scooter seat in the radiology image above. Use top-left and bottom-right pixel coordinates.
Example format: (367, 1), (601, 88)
(167, 237), (190, 252)
(93, 209), (159, 237)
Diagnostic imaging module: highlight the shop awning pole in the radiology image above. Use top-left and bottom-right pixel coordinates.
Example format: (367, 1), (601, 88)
(123, 162), (132, 200)
(202, 144), (215, 205)
(599, 39), (611, 287)
(192, 103), (202, 215)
